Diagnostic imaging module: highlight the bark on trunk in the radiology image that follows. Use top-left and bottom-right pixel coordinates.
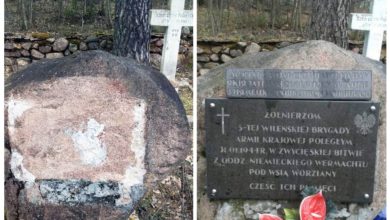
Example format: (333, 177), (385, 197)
(113, 0), (151, 64)
(20, 0), (28, 30)
(309, 0), (351, 49)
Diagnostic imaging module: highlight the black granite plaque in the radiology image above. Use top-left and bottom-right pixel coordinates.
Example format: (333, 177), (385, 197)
(205, 99), (379, 203)
(226, 69), (372, 100)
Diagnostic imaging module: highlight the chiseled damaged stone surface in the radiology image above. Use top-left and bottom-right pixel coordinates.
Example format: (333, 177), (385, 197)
(5, 50), (190, 219)
(197, 41), (386, 220)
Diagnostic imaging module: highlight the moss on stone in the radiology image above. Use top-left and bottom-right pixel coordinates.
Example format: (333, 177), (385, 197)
(32, 32), (51, 39)
(229, 200), (245, 213)
(69, 39), (82, 45)
(178, 86), (193, 116)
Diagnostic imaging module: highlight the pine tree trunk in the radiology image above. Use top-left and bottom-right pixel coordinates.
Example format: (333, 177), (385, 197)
(208, 0), (216, 34)
(29, 0), (33, 28)
(113, 0), (151, 64)
(104, 0), (113, 28)
(20, 0), (28, 30)
(270, 0), (276, 29)
(297, 0), (302, 31)
(309, 0), (351, 49)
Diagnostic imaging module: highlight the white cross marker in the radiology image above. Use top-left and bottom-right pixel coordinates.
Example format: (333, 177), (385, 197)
(217, 107), (230, 135)
(350, 0), (387, 61)
(150, 0), (193, 81)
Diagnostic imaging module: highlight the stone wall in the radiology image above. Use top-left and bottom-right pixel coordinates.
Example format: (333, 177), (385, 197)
(4, 32), (193, 78)
(197, 40), (386, 76)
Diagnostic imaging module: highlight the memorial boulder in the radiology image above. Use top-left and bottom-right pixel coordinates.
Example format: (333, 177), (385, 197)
(197, 40), (385, 220)
(5, 50), (191, 219)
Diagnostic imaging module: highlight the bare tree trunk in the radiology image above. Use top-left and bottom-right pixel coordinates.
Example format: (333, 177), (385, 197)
(292, 0), (302, 31)
(58, 0), (64, 24)
(309, 0), (351, 48)
(113, 0), (151, 64)
(20, 0), (28, 30)
(226, 0), (231, 27)
(29, 0), (33, 28)
(105, 0), (113, 28)
(218, 0), (224, 31)
(81, 0), (86, 30)
(270, 0), (276, 29)
(208, 0), (217, 34)
(297, 0), (302, 31)
(292, 0), (297, 29)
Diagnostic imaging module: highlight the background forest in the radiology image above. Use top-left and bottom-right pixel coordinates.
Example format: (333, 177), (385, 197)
(198, 0), (371, 42)
(5, 0), (371, 42)
(4, 0), (193, 34)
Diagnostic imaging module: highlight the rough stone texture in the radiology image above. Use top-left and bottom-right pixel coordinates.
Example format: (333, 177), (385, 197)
(16, 58), (30, 66)
(222, 47), (230, 54)
(64, 50), (71, 56)
(53, 38), (69, 52)
(197, 47), (204, 54)
(21, 50), (30, 57)
(210, 54), (219, 62)
(5, 33), (193, 78)
(237, 42), (247, 48)
(242, 201), (282, 220)
(79, 42), (88, 51)
(5, 42), (14, 50)
(150, 45), (162, 53)
(100, 40), (107, 48)
(46, 37), (56, 43)
(14, 43), (22, 49)
(215, 203), (245, 220)
(244, 42), (261, 54)
(229, 49), (243, 57)
(179, 45), (187, 53)
(211, 46), (222, 54)
(85, 35), (99, 43)
(32, 43), (39, 49)
(31, 49), (44, 59)
(46, 52), (64, 59)
(188, 47), (194, 58)
(22, 42), (32, 50)
(68, 43), (78, 53)
(198, 55), (210, 62)
(197, 40), (386, 220)
(155, 39), (163, 47)
(199, 69), (210, 76)
(5, 51), (21, 58)
(150, 53), (162, 69)
(276, 41), (292, 48)
(203, 62), (220, 69)
(5, 66), (13, 77)
(221, 54), (232, 63)
(5, 50), (191, 220)
(88, 42), (99, 50)
(39, 45), (52, 53)
(5, 57), (14, 66)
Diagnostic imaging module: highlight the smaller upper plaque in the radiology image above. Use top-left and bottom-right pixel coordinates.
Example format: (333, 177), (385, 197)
(226, 69), (372, 100)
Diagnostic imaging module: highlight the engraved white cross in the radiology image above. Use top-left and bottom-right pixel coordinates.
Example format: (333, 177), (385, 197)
(350, 0), (387, 60)
(217, 107), (230, 135)
(150, 0), (193, 81)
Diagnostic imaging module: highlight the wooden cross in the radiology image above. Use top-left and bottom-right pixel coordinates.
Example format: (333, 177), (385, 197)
(350, 0), (387, 61)
(217, 107), (230, 135)
(150, 0), (193, 81)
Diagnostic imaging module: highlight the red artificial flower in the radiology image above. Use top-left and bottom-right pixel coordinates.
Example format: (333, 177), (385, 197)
(258, 213), (283, 220)
(299, 191), (326, 220)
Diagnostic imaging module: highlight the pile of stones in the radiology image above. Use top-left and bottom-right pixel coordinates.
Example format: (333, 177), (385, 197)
(4, 32), (193, 78)
(197, 40), (385, 75)
(197, 41), (287, 76)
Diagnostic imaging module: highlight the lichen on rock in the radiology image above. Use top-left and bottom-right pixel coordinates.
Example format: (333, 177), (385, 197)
(5, 50), (191, 219)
